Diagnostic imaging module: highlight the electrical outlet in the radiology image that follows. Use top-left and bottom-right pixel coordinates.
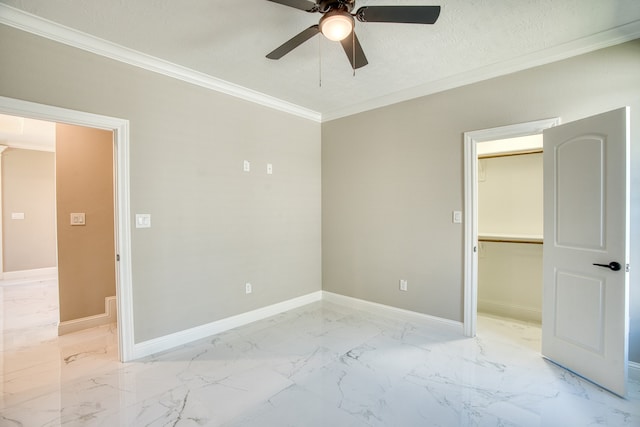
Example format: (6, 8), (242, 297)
(245, 282), (252, 294)
(399, 279), (408, 291)
(243, 160), (251, 172)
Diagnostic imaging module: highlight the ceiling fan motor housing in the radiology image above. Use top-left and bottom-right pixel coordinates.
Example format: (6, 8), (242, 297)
(317, 0), (355, 14)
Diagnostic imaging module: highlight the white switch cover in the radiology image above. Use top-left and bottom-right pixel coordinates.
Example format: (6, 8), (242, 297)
(243, 160), (251, 172)
(11, 212), (25, 220)
(245, 283), (252, 294)
(453, 211), (462, 224)
(136, 214), (151, 229)
(399, 279), (408, 291)
(70, 212), (85, 226)
(267, 163), (273, 175)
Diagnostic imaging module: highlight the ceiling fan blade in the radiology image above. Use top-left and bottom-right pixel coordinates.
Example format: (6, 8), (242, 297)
(355, 6), (441, 24)
(339, 31), (368, 69)
(266, 25), (320, 60)
(266, 0), (318, 12)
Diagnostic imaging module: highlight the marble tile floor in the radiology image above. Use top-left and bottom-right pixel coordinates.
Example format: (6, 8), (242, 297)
(1, 280), (639, 426)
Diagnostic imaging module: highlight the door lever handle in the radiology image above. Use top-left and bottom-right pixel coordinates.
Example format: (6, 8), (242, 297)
(593, 262), (621, 271)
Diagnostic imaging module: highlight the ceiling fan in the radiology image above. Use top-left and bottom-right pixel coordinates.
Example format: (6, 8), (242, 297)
(265, 0), (441, 69)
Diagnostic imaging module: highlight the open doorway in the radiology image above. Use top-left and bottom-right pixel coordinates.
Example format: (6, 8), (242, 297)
(462, 118), (560, 338)
(477, 135), (544, 325)
(0, 116), (59, 369)
(0, 113), (117, 343)
(0, 96), (133, 362)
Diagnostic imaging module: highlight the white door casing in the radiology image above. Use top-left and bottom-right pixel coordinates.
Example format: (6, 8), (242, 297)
(542, 107), (630, 397)
(463, 118), (560, 337)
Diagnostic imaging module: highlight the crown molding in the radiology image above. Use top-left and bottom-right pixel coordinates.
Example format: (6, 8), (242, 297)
(0, 4), (322, 123)
(322, 19), (640, 122)
(2, 4), (638, 124)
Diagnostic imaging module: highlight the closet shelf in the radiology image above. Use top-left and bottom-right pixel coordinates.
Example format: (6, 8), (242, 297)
(479, 233), (543, 245)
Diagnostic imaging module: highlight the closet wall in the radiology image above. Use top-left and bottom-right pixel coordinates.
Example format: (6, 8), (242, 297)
(478, 151), (543, 322)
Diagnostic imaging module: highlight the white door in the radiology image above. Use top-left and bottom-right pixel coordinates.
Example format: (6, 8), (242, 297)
(542, 107), (629, 396)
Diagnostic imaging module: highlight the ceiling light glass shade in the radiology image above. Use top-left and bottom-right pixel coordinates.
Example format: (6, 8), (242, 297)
(319, 11), (354, 41)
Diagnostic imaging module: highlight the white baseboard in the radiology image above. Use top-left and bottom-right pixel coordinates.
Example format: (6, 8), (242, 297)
(58, 296), (117, 335)
(630, 361), (640, 382)
(132, 291), (323, 360)
(478, 299), (542, 323)
(2, 267), (57, 284)
(322, 291), (464, 331)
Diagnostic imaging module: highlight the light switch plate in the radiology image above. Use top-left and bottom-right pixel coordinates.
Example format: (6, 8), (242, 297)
(453, 211), (462, 224)
(11, 212), (25, 220)
(135, 214), (151, 228)
(267, 163), (273, 175)
(70, 212), (85, 226)
(243, 160), (251, 172)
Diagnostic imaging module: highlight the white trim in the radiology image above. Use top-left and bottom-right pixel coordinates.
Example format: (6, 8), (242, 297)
(321, 20), (640, 121)
(463, 136), (478, 337)
(463, 118), (561, 338)
(0, 96), (135, 363)
(132, 290), (467, 360)
(322, 291), (464, 331)
(629, 362), (640, 382)
(132, 291), (323, 360)
(1, 267), (57, 283)
(477, 300), (542, 324)
(58, 296), (117, 335)
(0, 4), (321, 123)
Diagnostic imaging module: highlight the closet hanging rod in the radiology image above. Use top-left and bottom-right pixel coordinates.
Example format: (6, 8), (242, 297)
(478, 149), (543, 160)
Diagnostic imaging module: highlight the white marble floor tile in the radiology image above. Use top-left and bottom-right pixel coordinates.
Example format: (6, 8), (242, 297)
(2, 281), (639, 426)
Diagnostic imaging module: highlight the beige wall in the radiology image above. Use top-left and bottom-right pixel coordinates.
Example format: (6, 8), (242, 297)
(322, 40), (640, 362)
(0, 24), (321, 343)
(478, 242), (542, 322)
(478, 153), (543, 236)
(478, 153), (543, 322)
(55, 124), (116, 322)
(1, 148), (56, 272)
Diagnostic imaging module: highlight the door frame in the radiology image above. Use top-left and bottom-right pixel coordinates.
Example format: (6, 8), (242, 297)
(0, 96), (134, 362)
(462, 117), (561, 337)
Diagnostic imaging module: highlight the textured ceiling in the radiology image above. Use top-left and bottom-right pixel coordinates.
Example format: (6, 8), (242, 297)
(2, 0), (640, 119)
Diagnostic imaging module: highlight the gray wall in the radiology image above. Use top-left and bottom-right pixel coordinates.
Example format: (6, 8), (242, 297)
(1, 22), (638, 364)
(322, 40), (640, 362)
(0, 25), (321, 343)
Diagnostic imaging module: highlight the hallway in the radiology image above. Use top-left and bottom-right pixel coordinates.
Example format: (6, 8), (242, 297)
(1, 277), (118, 411)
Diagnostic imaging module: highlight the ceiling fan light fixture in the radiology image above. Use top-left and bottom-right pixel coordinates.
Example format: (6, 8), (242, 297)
(319, 10), (354, 41)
